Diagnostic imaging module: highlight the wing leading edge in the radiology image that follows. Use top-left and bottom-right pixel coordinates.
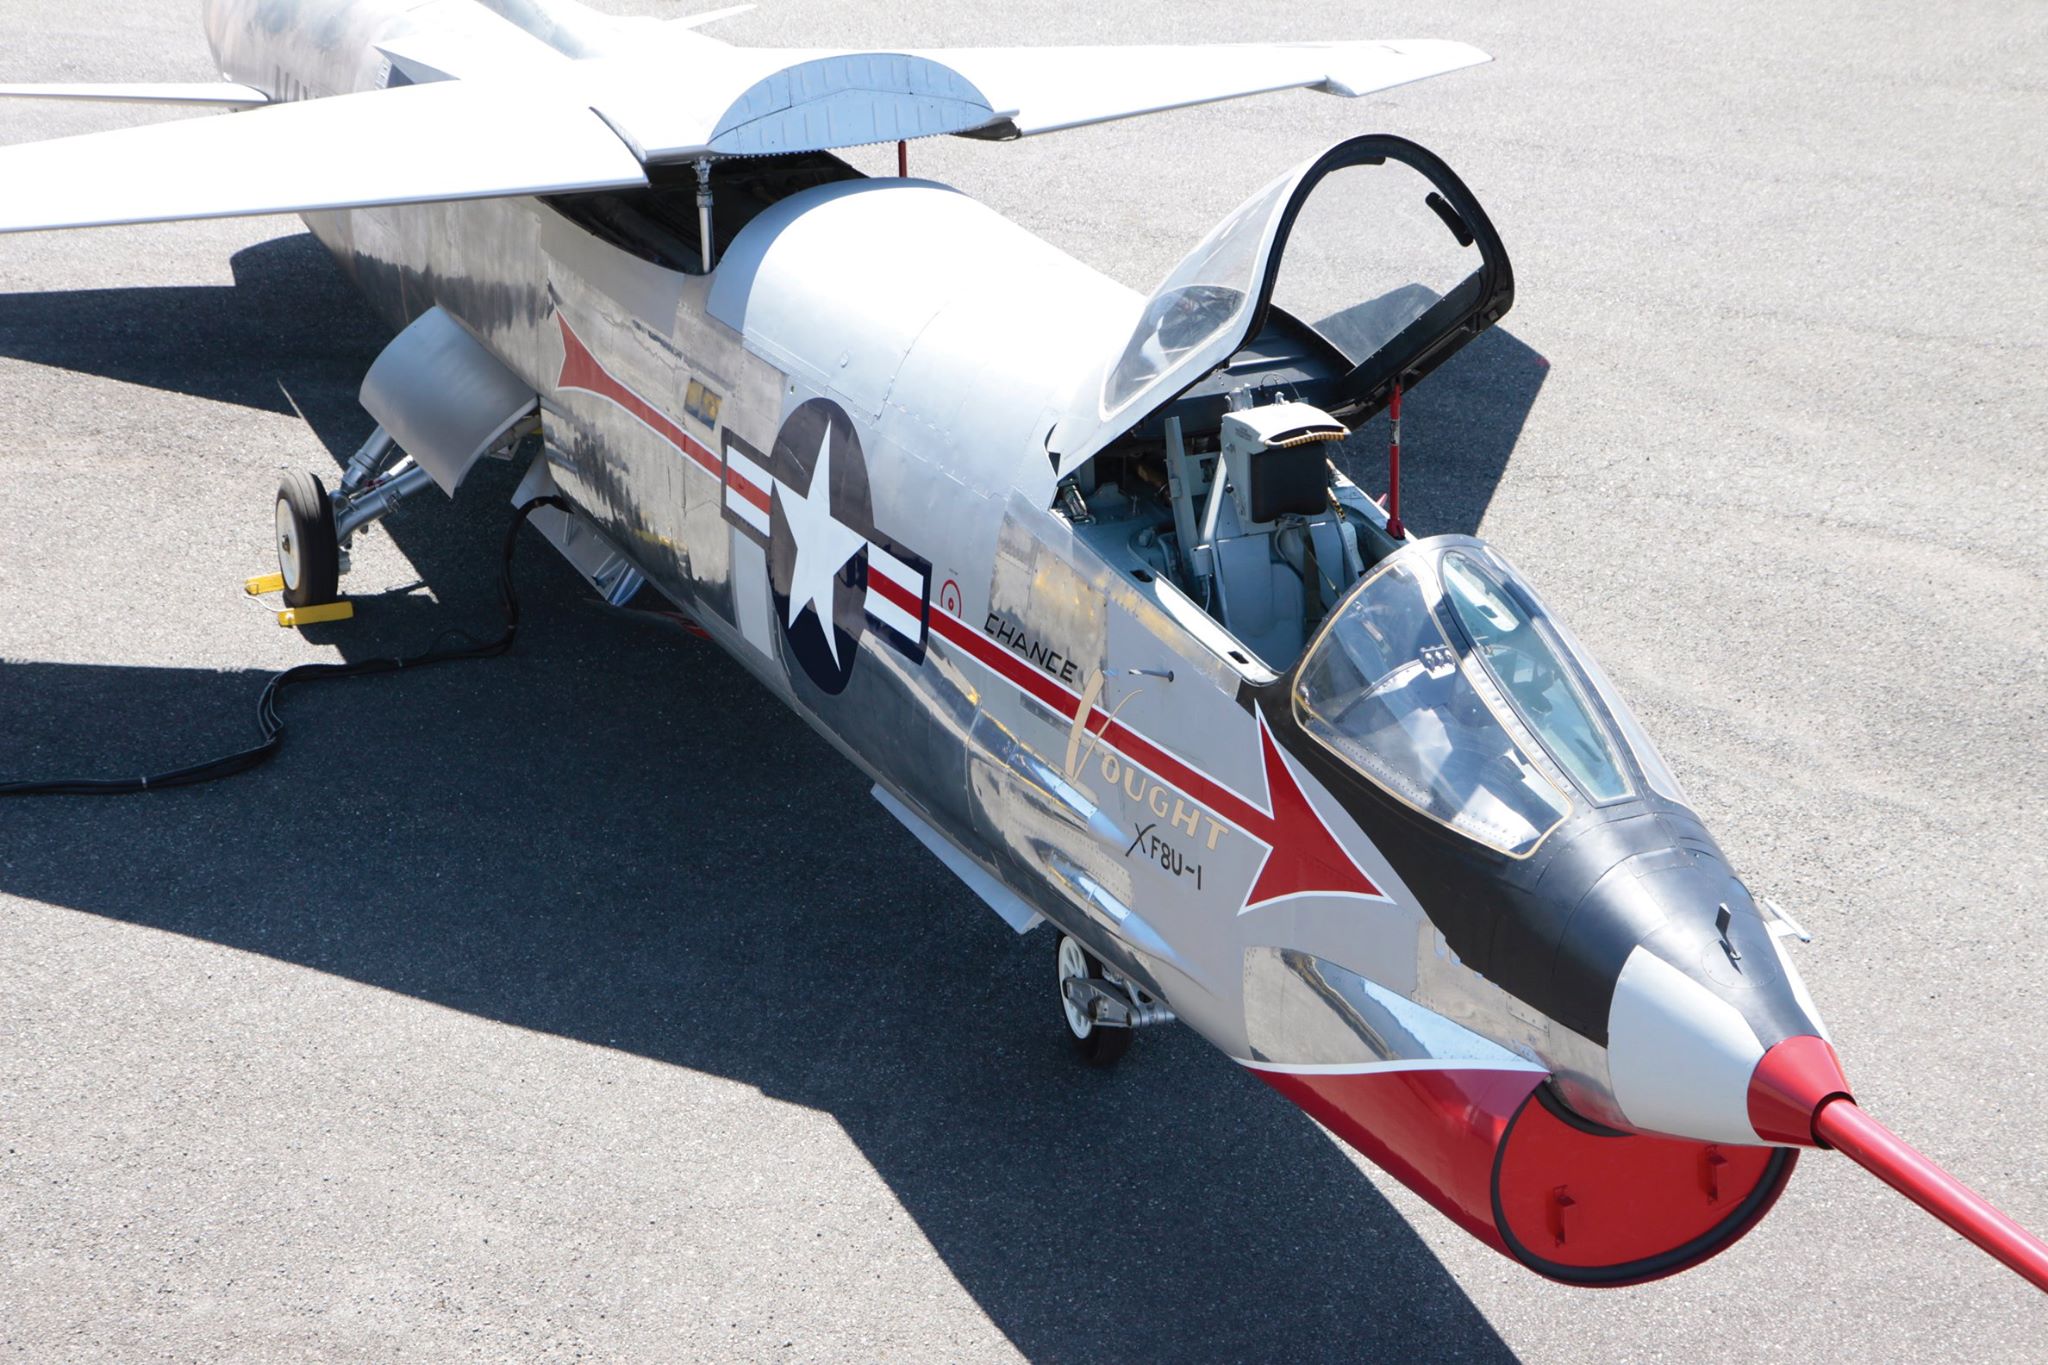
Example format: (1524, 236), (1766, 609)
(0, 82), (271, 107)
(0, 80), (646, 235)
(593, 37), (1490, 158)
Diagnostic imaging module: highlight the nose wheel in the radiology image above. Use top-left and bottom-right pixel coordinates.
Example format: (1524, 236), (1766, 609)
(275, 469), (340, 608)
(1057, 934), (1133, 1067)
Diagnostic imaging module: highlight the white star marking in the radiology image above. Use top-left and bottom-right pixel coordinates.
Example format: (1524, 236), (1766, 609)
(777, 425), (867, 668)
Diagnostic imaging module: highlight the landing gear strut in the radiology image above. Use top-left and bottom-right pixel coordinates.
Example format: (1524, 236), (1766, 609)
(1056, 934), (1176, 1066)
(1057, 936), (1131, 1066)
(270, 417), (503, 608)
(272, 424), (431, 608)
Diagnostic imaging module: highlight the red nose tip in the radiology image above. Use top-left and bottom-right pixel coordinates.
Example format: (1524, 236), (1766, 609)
(1750, 1035), (2048, 1294)
(1747, 1034), (1852, 1145)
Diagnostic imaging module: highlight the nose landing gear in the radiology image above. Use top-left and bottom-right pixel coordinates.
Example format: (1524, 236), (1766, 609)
(1056, 934), (1176, 1066)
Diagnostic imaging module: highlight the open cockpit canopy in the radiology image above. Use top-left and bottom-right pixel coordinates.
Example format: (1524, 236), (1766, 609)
(1054, 133), (1513, 475)
(1051, 134), (1522, 681)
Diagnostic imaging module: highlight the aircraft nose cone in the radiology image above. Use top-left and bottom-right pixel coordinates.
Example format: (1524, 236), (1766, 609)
(1747, 1034), (1853, 1146)
(1566, 844), (1834, 1145)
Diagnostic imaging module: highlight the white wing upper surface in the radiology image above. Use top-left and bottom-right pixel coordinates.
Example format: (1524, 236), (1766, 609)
(0, 33), (1484, 234)
(590, 37), (1489, 158)
(918, 40), (1490, 137)
(0, 80), (645, 235)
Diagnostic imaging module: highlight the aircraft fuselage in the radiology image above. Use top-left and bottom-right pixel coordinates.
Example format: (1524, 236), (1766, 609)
(199, 0), (1840, 1285)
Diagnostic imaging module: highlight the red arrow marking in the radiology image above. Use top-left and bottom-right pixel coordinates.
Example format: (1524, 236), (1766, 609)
(550, 310), (1382, 909)
(555, 313), (721, 479)
(927, 606), (1383, 910)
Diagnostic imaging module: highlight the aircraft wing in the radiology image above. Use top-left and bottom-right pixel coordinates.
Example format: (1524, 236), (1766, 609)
(594, 37), (1491, 158)
(0, 82), (270, 106)
(0, 79), (646, 234)
(921, 39), (1490, 137)
(0, 34), (1483, 233)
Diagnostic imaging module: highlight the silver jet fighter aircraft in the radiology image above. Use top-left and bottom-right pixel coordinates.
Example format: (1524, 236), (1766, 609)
(3, 0), (2044, 1294)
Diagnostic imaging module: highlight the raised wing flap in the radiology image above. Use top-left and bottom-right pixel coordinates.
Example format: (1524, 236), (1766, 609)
(598, 50), (1007, 160)
(0, 80), (646, 235)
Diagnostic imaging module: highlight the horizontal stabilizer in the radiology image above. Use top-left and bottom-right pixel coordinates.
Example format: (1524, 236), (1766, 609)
(0, 80), (645, 235)
(0, 81), (270, 107)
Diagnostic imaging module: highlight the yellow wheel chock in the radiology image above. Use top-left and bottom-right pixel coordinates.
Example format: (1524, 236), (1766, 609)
(246, 570), (353, 627)
(275, 601), (354, 628)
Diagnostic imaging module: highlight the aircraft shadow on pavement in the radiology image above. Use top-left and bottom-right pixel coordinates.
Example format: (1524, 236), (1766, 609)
(0, 231), (1552, 1360)
(0, 233), (386, 432)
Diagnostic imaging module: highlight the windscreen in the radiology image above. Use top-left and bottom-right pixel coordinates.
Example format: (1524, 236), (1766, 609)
(1294, 539), (1665, 856)
(1438, 551), (1631, 803)
(1294, 555), (1573, 855)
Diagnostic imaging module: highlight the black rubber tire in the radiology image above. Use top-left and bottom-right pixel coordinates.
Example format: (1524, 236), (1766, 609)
(276, 469), (340, 608)
(1079, 1011), (1133, 1067)
(1058, 935), (1133, 1068)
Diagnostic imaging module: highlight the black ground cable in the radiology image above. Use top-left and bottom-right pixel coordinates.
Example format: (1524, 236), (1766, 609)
(0, 495), (570, 797)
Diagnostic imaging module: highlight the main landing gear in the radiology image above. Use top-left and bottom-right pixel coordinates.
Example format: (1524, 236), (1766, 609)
(274, 468), (339, 608)
(1055, 933), (1175, 1067)
(264, 402), (539, 621)
(269, 424), (444, 611)
(256, 305), (543, 624)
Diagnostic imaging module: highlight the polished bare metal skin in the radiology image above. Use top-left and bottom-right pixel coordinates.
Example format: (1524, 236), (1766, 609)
(182, 0), (1830, 1128)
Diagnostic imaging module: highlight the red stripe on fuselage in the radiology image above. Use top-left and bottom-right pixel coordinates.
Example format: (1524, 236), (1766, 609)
(927, 605), (1383, 906)
(549, 307), (1375, 906)
(928, 607), (1073, 718)
(726, 467), (772, 512)
(554, 314), (720, 479)
(868, 567), (923, 618)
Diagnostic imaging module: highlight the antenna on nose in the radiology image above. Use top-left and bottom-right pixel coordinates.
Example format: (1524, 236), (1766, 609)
(1814, 1098), (2048, 1292)
(1714, 902), (1742, 964)
(1750, 1035), (2048, 1293)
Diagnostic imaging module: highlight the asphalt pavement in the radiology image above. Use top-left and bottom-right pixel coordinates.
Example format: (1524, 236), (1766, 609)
(2, 1), (2044, 1360)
